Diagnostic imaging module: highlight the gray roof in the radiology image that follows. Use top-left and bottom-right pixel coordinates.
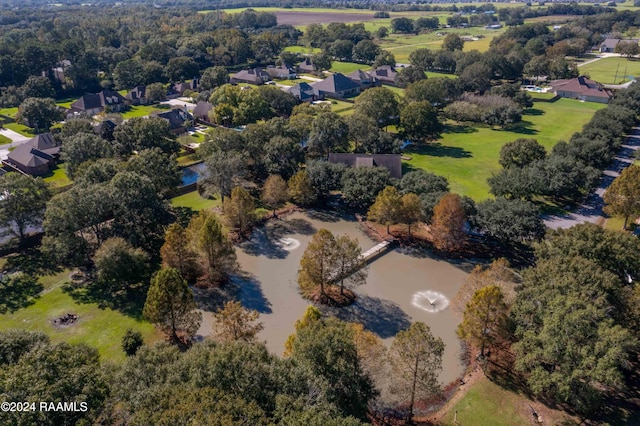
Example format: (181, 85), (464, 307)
(369, 65), (398, 82)
(288, 82), (315, 101)
(7, 133), (59, 169)
(328, 153), (402, 179)
(347, 69), (376, 84)
(193, 101), (214, 119)
(153, 108), (193, 130)
(70, 90), (126, 111)
(601, 38), (621, 49)
(311, 73), (360, 94)
(126, 85), (146, 100)
(232, 68), (269, 83)
(298, 58), (316, 72)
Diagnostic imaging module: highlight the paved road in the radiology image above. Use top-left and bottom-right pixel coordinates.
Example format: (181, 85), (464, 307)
(543, 127), (640, 230)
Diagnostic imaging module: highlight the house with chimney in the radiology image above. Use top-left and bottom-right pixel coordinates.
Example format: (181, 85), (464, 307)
(66, 90), (128, 117)
(347, 69), (380, 89)
(369, 65), (398, 86)
(266, 64), (297, 79)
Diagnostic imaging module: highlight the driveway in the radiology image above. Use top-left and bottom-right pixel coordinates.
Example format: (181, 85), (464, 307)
(0, 128), (31, 161)
(543, 127), (640, 229)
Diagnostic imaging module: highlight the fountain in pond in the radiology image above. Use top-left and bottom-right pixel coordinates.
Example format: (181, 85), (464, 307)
(412, 290), (450, 313)
(277, 237), (301, 251)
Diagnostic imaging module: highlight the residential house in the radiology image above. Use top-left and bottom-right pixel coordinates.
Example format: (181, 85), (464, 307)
(297, 58), (316, 74)
(311, 73), (360, 99)
(328, 153), (402, 179)
(599, 38), (639, 53)
(288, 82), (317, 102)
(368, 65), (398, 86)
(152, 108), (194, 135)
(172, 79), (199, 96)
(125, 85), (148, 105)
(549, 76), (612, 103)
(231, 68), (270, 85)
(266, 64), (297, 79)
(192, 101), (214, 123)
(4, 133), (60, 175)
(93, 119), (117, 141)
(347, 69), (379, 89)
(67, 90), (128, 117)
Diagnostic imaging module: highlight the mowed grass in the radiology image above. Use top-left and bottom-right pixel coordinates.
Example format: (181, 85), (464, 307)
(405, 98), (606, 200)
(120, 104), (169, 119)
(331, 61), (367, 74)
(440, 375), (574, 425)
(0, 134), (11, 144)
(42, 165), (72, 188)
(579, 57), (640, 84)
(0, 270), (161, 362)
(4, 122), (35, 137)
(170, 190), (221, 211)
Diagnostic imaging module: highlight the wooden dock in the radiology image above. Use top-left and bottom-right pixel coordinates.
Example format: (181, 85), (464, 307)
(359, 240), (394, 263)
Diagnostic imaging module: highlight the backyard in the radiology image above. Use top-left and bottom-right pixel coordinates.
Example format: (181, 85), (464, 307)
(170, 190), (221, 211)
(404, 97), (606, 200)
(579, 56), (640, 84)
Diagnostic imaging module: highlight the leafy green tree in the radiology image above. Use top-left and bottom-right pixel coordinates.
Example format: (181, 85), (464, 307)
(122, 329), (144, 356)
(212, 300), (264, 343)
(400, 193), (423, 237)
(223, 186), (256, 238)
(352, 39), (381, 63)
(109, 171), (173, 252)
(262, 174), (288, 217)
(311, 51), (333, 73)
(61, 132), (113, 178)
(113, 116), (179, 156)
(160, 222), (199, 282)
(346, 112), (379, 153)
(0, 273), (42, 314)
(94, 237), (150, 298)
(409, 48), (436, 70)
(203, 151), (246, 202)
(354, 87), (399, 128)
(257, 85), (298, 117)
(499, 138), (546, 169)
(333, 234), (367, 296)
(442, 33), (464, 51)
(306, 160), (347, 200)
(399, 169), (449, 196)
(193, 213), (237, 286)
(288, 170), (317, 207)
(341, 166), (391, 209)
(394, 65), (426, 88)
(113, 59), (145, 89)
(372, 50), (396, 69)
(405, 77), (460, 106)
(307, 111), (349, 157)
(127, 148), (181, 195)
(165, 56), (199, 82)
(400, 101), (443, 142)
(431, 193), (466, 252)
(16, 97), (62, 131)
(199, 66), (230, 91)
(367, 185), (402, 233)
(457, 285), (509, 356)
(604, 165), (640, 229)
(0, 330), (49, 365)
(264, 135), (303, 180)
(388, 322), (444, 424)
(59, 118), (93, 139)
(290, 316), (377, 420)
(298, 229), (336, 298)
(0, 342), (108, 426)
(512, 257), (637, 414)
(0, 173), (50, 246)
(74, 158), (120, 186)
(145, 82), (166, 103)
(473, 197), (545, 243)
(21, 75), (55, 98)
(143, 268), (202, 344)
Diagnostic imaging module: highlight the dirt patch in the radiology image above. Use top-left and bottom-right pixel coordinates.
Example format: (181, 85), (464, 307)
(275, 11), (374, 26)
(307, 285), (357, 307)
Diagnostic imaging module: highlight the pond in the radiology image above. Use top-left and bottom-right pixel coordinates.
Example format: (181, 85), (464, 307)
(181, 162), (206, 186)
(196, 211), (470, 385)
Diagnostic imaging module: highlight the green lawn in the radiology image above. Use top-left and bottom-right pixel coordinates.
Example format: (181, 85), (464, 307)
(0, 270), (161, 362)
(579, 57), (640, 84)
(177, 153), (201, 167)
(0, 134), (11, 145)
(331, 61), (367, 74)
(4, 122), (35, 137)
(170, 190), (221, 211)
(0, 106), (19, 118)
(120, 104), (170, 119)
(56, 98), (77, 109)
(284, 45), (321, 54)
(440, 375), (573, 425)
(42, 165), (72, 188)
(330, 99), (355, 115)
(405, 98), (606, 200)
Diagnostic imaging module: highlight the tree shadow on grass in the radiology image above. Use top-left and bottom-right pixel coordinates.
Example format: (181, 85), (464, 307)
(4, 249), (63, 277)
(0, 274), (43, 314)
(444, 124), (478, 134)
(62, 281), (148, 319)
(498, 120), (538, 136)
(523, 108), (544, 116)
(321, 295), (412, 338)
(405, 142), (472, 159)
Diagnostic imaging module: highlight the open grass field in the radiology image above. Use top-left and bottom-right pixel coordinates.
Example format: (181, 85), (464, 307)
(4, 122), (35, 137)
(330, 99), (355, 115)
(331, 61), (367, 74)
(439, 375), (574, 425)
(579, 57), (640, 84)
(42, 165), (72, 188)
(120, 104), (169, 119)
(0, 269), (161, 362)
(0, 106), (18, 118)
(170, 190), (221, 211)
(405, 98), (605, 200)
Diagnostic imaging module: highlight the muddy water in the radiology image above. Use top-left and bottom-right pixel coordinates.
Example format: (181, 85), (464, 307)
(197, 210), (469, 384)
